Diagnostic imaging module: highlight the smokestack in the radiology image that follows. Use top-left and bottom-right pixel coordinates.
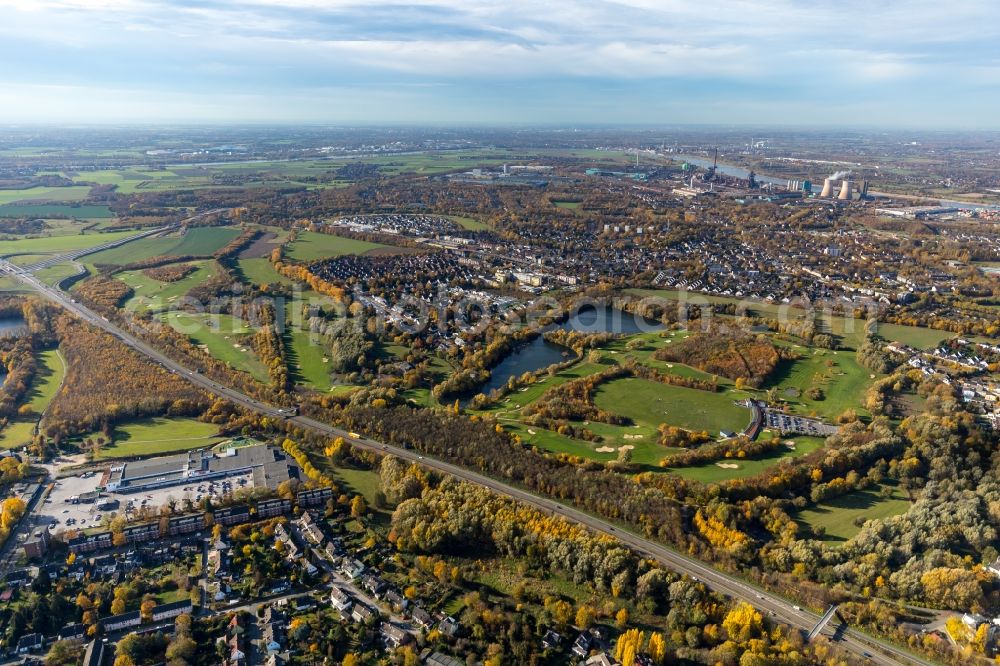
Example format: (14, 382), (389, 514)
(838, 180), (854, 200)
(820, 178), (835, 198)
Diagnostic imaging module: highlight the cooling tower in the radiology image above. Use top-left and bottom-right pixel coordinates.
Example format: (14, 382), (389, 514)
(820, 178), (835, 197)
(838, 180), (854, 200)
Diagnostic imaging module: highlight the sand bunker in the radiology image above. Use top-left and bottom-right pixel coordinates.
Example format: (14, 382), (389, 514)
(715, 462), (740, 469)
(596, 446), (615, 453)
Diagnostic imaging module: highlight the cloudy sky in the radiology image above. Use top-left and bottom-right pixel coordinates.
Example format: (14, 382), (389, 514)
(1, 0), (998, 126)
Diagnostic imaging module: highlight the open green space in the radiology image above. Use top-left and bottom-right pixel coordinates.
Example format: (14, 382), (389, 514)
(285, 326), (333, 390)
(593, 377), (751, 435)
(27, 349), (66, 413)
(284, 231), (393, 262)
(623, 287), (951, 350)
(0, 229), (137, 256)
(0, 349), (65, 450)
(796, 483), (911, 545)
(0, 204), (114, 219)
(117, 260), (219, 313)
(85, 227), (240, 265)
(0, 420), (35, 450)
(670, 435), (825, 483)
(34, 263), (85, 287)
(158, 311), (269, 382)
(445, 215), (489, 231)
(236, 258), (294, 287)
(873, 323), (951, 349)
(762, 347), (873, 421)
(95, 417), (224, 459)
(328, 466), (382, 508)
(553, 200), (582, 210)
(0, 186), (92, 205)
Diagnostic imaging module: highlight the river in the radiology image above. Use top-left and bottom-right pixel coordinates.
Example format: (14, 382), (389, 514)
(476, 305), (664, 396)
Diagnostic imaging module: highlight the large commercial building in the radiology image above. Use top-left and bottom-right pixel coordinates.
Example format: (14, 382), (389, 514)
(106, 445), (300, 494)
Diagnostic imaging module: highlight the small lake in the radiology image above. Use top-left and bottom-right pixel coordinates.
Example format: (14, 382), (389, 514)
(0, 317), (27, 338)
(475, 305), (663, 396)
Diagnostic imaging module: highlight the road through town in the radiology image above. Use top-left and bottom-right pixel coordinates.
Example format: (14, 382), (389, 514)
(0, 252), (936, 666)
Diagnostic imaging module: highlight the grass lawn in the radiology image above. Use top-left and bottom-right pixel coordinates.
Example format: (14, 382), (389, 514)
(0, 421), (36, 450)
(328, 466), (382, 508)
(593, 377), (751, 435)
(796, 483), (911, 545)
(0, 348), (69, 449)
(285, 231), (393, 262)
(285, 326), (332, 390)
(0, 229), (137, 256)
(158, 311), (270, 382)
(95, 417), (223, 459)
(236, 257), (294, 287)
(762, 347), (873, 421)
(170, 227), (240, 255)
(623, 287), (949, 351)
(118, 260), (219, 313)
(552, 200), (582, 210)
(874, 323), (951, 349)
(670, 435), (825, 483)
(34, 263), (84, 287)
(28, 349), (66, 413)
(445, 215), (489, 231)
(0, 186), (92, 205)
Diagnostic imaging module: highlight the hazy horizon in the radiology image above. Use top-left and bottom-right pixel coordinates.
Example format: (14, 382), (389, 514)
(2, 0), (999, 128)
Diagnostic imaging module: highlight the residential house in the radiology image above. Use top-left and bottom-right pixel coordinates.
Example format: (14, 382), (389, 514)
(16, 633), (43, 654)
(381, 623), (411, 649)
(541, 629), (562, 650)
(361, 574), (387, 598)
(58, 623), (86, 641)
(351, 603), (377, 625)
(410, 606), (432, 629)
(100, 610), (141, 632)
(330, 587), (353, 612)
(571, 631), (594, 658)
(340, 558), (365, 580)
(152, 600), (193, 622)
(82, 639), (110, 666)
(438, 616), (460, 638)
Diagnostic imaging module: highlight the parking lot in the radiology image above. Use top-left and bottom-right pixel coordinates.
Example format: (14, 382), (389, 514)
(38, 469), (256, 532)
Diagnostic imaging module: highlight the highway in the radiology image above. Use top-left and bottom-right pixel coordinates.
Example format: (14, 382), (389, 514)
(0, 249), (937, 666)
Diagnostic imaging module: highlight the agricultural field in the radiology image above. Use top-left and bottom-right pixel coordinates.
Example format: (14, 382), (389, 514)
(796, 483), (911, 544)
(0, 229), (137, 257)
(284, 231), (395, 262)
(157, 311), (270, 382)
(0, 203), (114, 219)
(84, 226), (240, 265)
(117, 260), (219, 312)
(94, 416), (224, 459)
(0, 185), (92, 205)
